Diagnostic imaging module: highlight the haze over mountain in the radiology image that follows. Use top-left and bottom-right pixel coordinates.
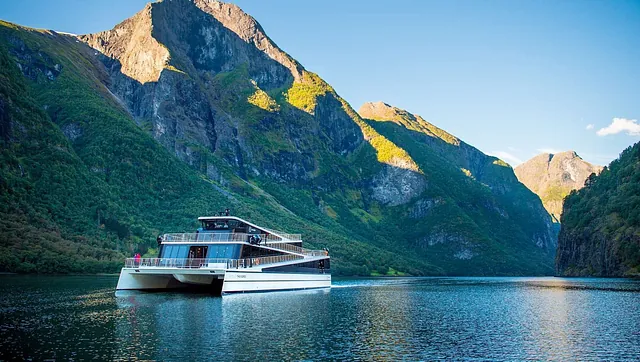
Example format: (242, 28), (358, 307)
(515, 151), (603, 221)
(0, 0), (556, 275)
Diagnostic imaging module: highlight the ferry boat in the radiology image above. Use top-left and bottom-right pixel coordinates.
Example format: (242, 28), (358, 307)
(116, 214), (331, 294)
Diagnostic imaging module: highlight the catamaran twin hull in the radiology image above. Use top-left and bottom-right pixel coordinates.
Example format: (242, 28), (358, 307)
(116, 257), (331, 294)
(115, 216), (331, 294)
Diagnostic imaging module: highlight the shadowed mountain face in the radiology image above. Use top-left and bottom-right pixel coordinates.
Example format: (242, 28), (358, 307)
(0, 0), (556, 275)
(515, 151), (602, 221)
(556, 143), (640, 277)
(359, 102), (557, 257)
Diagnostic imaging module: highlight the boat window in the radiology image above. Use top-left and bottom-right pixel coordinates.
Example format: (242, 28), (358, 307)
(161, 245), (176, 258)
(263, 259), (330, 274)
(206, 244), (241, 259)
(177, 245), (188, 258)
(169, 246), (179, 259)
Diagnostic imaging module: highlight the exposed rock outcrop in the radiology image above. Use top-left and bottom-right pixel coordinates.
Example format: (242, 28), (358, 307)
(78, 0), (364, 182)
(515, 151), (602, 221)
(359, 101), (557, 252)
(80, 4), (169, 83)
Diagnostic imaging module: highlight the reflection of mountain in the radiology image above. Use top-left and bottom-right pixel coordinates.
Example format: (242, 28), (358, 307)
(7, 276), (636, 360)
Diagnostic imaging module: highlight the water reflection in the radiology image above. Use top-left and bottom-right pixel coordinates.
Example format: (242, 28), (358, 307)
(1, 276), (639, 360)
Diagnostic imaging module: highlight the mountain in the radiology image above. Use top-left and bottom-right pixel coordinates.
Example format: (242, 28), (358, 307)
(515, 151), (603, 221)
(556, 143), (640, 277)
(357, 102), (557, 272)
(0, 0), (555, 275)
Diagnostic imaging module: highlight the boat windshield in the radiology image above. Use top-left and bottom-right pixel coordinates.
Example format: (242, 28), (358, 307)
(201, 218), (259, 233)
(202, 220), (230, 230)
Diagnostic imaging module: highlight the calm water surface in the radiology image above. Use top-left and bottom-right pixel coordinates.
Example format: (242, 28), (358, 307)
(0, 276), (639, 361)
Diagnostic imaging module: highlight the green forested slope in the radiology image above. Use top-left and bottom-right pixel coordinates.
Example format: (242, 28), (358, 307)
(0, 25), (438, 276)
(358, 102), (556, 274)
(0, 0), (557, 276)
(557, 142), (640, 277)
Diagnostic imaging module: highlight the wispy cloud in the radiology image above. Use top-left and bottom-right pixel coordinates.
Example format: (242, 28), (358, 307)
(536, 148), (563, 155)
(596, 118), (640, 136)
(489, 151), (523, 166)
(586, 124), (594, 130)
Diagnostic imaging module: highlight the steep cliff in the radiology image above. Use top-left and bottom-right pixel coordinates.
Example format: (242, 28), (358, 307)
(0, 22), (430, 276)
(0, 0), (558, 275)
(358, 102), (557, 274)
(515, 151), (602, 221)
(556, 143), (640, 277)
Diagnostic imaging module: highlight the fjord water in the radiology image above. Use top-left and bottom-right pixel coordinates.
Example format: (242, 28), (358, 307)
(0, 276), (639, 361)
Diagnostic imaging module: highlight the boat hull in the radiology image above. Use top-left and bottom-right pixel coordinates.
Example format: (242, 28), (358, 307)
(116, 267), (330, 294)
(116, 269), (187, 290)
(221, 271), (331, 294)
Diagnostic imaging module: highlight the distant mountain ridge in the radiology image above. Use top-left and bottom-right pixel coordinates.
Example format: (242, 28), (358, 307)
(358, 102), (557, 262)
(0, 0), (556, 275)
(515, 151), (602, 221)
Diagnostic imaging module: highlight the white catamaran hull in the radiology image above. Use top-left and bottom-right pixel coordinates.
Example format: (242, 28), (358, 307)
(116, 269), (186, 290)
(221, 271), (331, 294)
(116, 268), (330, 294)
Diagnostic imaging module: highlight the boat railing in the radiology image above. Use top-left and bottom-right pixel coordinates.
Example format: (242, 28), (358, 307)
(160, 233), (328, 257)
(303, 250), (329, 257)
(162, 233), (307, 254)
(163, 232), (302, 243)
(125, 254), (304, 269)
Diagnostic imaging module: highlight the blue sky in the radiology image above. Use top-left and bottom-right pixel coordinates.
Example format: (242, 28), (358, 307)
(1, 0), (639, 166)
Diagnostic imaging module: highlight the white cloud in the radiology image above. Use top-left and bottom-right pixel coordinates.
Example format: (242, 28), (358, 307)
(536, 148), (563, 155)
(489, 151), (523, 166)
(586, 124), (594, 130)
(596, 118), (640, 136)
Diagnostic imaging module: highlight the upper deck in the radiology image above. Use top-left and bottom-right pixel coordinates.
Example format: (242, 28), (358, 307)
(156, 215), (326, 258)
(195, 216), (301, 242)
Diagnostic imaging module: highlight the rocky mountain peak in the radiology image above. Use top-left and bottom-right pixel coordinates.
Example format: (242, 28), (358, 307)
(515, 151), (603, 221)
(79, 0), (303, 85)
(359, 101), (400, 121)
(358, 101), (461, 147)
(191, 0), (303, 79)
(79, 3), (169, 83)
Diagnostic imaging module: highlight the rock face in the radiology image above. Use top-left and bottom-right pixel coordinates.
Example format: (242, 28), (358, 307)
(80, 4), (169, 83)
(360, 101), (525, 194)
(515, 151), (602, 221)
(0, 0), (559, 276)
(556, 143), (640, 277)
(358, 101), (558, 265)
(79, 0), (365, 181)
